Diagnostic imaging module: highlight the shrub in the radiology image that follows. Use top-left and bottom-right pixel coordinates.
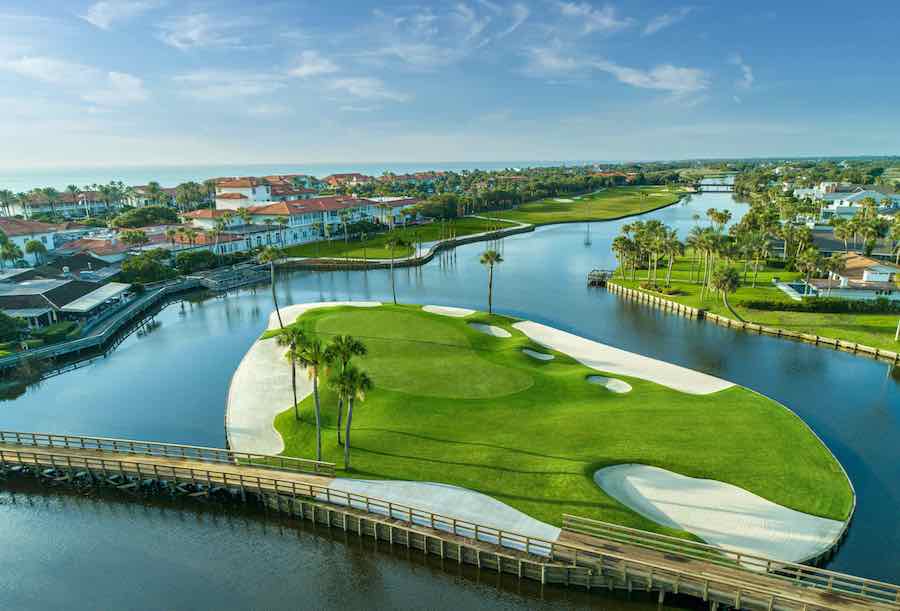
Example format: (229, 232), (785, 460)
(744, 297), (900, 314)
(33, 321), (79, 344)
(120, 249), (177, 284)
(0, 311), (27, 343)
(639, 283), (684, 296)
(111, 206), (179, 228)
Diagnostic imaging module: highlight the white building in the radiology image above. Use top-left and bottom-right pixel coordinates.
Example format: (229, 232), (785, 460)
(215, 178), (272, 210)
(0, 218), (91, 266)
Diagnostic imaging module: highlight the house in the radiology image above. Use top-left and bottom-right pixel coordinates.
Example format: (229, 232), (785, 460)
(323, 173), (374, 188)
(0, 218), (90, 266)
(54, 233), (134, 263)
(805, 254), (900, 301)
(0, 278), (133, 329)
(36, 253), (120, 282)
(6, 190), (115, 219)
(215, 177), (272, 209)
(126, 185), (178, 208)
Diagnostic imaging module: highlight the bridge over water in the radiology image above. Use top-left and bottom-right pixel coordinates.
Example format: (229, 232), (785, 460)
(1, 430), (897, 611)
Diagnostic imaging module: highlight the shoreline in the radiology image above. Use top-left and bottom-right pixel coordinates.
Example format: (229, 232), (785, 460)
(225, 301), (854, 564)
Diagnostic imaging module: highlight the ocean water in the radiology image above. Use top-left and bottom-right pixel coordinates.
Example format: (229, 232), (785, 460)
(0, 161), (596, 193)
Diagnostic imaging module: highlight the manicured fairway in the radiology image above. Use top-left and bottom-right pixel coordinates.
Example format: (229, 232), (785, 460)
(282, 217), (517, 260)
(270, 305), (852, 535)
(493, 186), (686, 225)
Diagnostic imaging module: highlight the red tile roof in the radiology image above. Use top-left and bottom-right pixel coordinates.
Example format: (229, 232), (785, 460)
(217, 177), (264, 188)
(0, 218), (83, 237)
(216, 193), (249, 200)
(249, 196), (373, 216)
(182, 209), (232, 219)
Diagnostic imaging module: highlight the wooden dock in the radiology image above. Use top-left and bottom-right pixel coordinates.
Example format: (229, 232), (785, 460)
(1, 430), (898, 610)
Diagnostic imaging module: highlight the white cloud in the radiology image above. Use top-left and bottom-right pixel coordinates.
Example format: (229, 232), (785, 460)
(173, 70), (284, 100)
(288, 50), (339, 78)
(729, 53), (754, 90)
(1, 55), (148, 105)
(558, 2), (632, 35)
(248, 103), (291, 117)
(158, 13), (243, 50)
(524, 44), (583, 76)
(498, 3), (530, 37)
(81, 1), (161, 30)
(642, 6), (692, 36)
(329, 77), (408, 102)
(593, 60), (708, 94)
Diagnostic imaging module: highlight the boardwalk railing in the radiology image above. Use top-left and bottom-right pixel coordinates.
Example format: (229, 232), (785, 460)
(563, 515), (900, 607)
(3, 444), (898, 609)
(0, 431), (335, 477)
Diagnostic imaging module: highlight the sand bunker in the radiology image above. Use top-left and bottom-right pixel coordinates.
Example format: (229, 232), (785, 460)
(226, 301), (381, 454)
(553, 198), (575, 203)
(324, 479), (560, 554)
(512, 321), (732, 395)
(587, 375), (632, 393)
(469, 323), (512, 338)
(594, 464), (845, 563)
(422, 305), (475, 318)
(523, 348), (554, 361)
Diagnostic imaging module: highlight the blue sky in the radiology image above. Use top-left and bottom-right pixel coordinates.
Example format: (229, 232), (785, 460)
(0, 0), (898, 167)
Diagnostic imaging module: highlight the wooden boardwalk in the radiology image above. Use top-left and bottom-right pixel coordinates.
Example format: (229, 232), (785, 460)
(1, 431), (898, 610)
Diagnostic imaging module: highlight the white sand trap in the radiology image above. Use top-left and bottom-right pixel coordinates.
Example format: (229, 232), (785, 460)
(422, 305), (475, 318)
(595, 464), (845, 563)
(523, 348), (554, 361)
(469, 323), (512, 338)
(512, 321), (732, 395)
(553, 198), (575, 203)
(325, 479), (560, 553)
(587, 375), (632, 393)
(226, 301), (380, 454)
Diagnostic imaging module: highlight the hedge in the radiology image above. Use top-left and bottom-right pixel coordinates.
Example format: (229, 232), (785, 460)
(744, 297), (900, 314)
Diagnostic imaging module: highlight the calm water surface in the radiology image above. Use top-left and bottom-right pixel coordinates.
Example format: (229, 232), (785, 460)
(1, 193), (898, 608)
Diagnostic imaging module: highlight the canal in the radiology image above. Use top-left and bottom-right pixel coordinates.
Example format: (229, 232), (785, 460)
(1, 192), (898, 609)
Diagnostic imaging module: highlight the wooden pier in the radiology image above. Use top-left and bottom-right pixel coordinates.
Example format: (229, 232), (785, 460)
(587, 269), (615, 287)
(1, 430), (898, 610)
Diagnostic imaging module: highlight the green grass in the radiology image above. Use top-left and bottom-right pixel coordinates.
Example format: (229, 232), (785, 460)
(617, 253), (900, 353)
(492, 186), (685, 225)
(282, 217), (517, 260)
(269, 305), (853, 538)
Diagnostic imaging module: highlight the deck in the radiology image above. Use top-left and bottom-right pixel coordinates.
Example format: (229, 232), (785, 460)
(1, 430), (897, 610)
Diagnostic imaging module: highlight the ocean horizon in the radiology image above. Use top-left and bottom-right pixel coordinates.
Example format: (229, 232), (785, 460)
(0, 160), (602, 193)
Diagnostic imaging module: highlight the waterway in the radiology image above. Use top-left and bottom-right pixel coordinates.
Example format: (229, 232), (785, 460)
(1, 192), (898, 609)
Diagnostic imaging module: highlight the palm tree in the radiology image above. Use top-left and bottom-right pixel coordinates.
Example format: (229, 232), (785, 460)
(325, 335), (367, 446)
(384, 234), (409, 305)
(258, 246), (284, 328)
(891, 217), (900, 264)
(295, 335), (331, 461)
(661, 229), (682, 286)
(1, 242), (23, 269)
(277, 327), (307, 421)
(796, 247), (822, 295)
(65, 184), (80, 216)
(165, 228), (178, 245)
(41, 187), (60, 217)
(311, 222), (323, 257)
(823, 253), (846, 296)
(337, 364), (372, 470)
(479, 249), (503, 313)
(236, 207), (252, 225)
(339, 210), (350, 243)
(0, 189), (14, 216)
(832, 219), (850, 253)
(24, 239), (47, 265)
(711, 265), (742, 320)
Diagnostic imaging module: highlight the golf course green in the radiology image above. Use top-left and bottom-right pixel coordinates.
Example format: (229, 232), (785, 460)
(268, 304), (853, 536)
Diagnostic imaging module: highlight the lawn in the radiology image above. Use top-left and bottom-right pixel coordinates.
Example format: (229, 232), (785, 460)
(269, 305), (852, 537)
(282, 217), (518, 260)
(492, 186), (686, 225)
(616, 253), (900, 352)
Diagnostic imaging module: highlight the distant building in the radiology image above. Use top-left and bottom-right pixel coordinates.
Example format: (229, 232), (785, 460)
(0, 218), (90, 266)
(126, 185), (178, 208)
(804, 254), (900, 301)
(215, 178), (272, 209)
(7, 190), (115, 219)
(323, 173), (375, 188)
(0, 278), (133, 329)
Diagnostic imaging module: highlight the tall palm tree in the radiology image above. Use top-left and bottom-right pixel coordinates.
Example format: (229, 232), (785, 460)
(0, 189), (14, 216)
(384, 234), (409, 305)
(711, 265), (742, 320)
(339, 210), (350, 243)
(479, 249), (503, 314)
(278, 327), (307, 421)
(823, 253), (846, 296)
(325, 335), (367, 446)
(295, 335), (331, 461)
(337, 364), (372, 470)
(24, 239), (47, 265)
(258, 246), (284, 329)
(41, 187), (60, 217)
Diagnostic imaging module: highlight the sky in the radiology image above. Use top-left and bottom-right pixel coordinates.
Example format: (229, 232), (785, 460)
(0, 0), (898, 168)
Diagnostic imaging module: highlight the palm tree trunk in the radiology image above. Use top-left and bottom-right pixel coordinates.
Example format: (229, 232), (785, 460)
(666, 256), (674, 286)
(271, 261), (284, 329)
(753, 254), (760, 288)
(487, 265), (494, 313)
(290, 355), (298, 420)
(344, 397), (354, 470)
(336, 395), (343, 446)
(312, 373), (322, 461)
(390, 246), (397, 304)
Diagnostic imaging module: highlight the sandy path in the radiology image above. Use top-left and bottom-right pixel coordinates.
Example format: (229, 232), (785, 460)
(469, 323), (512, 338)
(225, 301), (380, 454)
(594, 464), (845, 563)
(512, 321), (732, 395)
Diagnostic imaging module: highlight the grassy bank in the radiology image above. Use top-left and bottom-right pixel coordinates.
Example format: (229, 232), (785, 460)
(615, 254), (900, 352)
(268, 305), (852, 536)
(283, 217), (517, 260)
(493, 186), (686, 225)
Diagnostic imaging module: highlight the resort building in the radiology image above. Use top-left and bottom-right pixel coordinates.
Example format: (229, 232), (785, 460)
(6, 190), (115, 219)
(0, 277), (133, 329)
(215, 178), (273, 210)
(0, 218), (91, 266)
(323, 173), (375, 188)
(125, 185), (178, 208)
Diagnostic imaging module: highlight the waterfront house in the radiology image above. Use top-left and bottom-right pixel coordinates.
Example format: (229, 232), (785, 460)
(215, 178), (272, 209)
(805, 254), (900, 300)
